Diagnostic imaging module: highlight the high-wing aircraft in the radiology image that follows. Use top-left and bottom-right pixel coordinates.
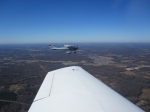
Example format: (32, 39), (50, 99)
(29, 66), (144, 112)
(49, 44), (78, 54)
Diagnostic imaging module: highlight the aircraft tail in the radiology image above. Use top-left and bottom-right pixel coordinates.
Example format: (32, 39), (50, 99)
(49, 44), (53, 48)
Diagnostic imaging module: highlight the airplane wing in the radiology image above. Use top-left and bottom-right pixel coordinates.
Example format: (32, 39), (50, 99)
(28, 66), (144, 112)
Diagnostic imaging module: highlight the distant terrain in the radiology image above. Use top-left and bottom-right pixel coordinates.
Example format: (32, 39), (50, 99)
(0, 43), (150, 112)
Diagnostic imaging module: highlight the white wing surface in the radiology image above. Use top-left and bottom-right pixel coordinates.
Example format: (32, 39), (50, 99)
(28, 66), (144, 112)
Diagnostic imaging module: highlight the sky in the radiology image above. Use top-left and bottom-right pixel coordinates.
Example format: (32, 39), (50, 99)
(0, 0), (150, 44)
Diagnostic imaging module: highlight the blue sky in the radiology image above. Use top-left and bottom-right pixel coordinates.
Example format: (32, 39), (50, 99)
(0, 0), (150, 44)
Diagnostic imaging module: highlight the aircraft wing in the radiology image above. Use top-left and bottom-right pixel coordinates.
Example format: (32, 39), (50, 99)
(28, 66), (144, 112)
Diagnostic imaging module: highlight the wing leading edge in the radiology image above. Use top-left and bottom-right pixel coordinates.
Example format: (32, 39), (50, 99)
(28, 66), (144, 112)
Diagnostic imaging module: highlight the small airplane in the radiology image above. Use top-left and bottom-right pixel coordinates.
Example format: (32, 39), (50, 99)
(49, 44), (79, 54)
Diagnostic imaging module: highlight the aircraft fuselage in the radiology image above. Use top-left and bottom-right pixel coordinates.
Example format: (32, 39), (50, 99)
(49, 44), (78, 54)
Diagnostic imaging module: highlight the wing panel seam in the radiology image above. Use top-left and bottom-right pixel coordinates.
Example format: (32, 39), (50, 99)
(34, 72), (55, 102)
(49, 72), (55, 96)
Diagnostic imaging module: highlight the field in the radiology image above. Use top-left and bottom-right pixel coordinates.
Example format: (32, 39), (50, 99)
(0, 43), (150, 112)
